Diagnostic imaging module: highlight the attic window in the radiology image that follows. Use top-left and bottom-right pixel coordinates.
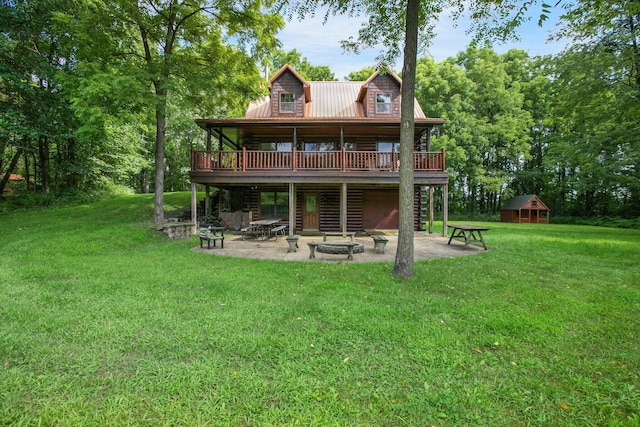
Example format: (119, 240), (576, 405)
(376, 93), (391, 113)
(280, 93), (295, 113)
(532, 200), (538, 207)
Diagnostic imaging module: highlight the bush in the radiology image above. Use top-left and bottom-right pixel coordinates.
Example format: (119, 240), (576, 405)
(552, 215), (640, 229)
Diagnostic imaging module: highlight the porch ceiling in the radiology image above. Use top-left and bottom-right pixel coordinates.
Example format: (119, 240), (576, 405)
(195, 118), (444, 148)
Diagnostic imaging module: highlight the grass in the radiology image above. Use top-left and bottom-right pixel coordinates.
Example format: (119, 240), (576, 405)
(1, 192), (639, 426)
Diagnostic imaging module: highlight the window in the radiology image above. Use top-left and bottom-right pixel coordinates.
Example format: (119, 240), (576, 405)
(260, 191), (289, 218)
(377, 142), (400, 153)
(377, 142), (400, 168)
(304, 142), (336, 151)
(280, 93), (295, 113)
(376, 93), (392, 113)
(261, 142), (292, 151)
(532, 200), (538, 207)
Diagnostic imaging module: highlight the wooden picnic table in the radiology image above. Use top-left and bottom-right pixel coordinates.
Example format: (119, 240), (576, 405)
(248, 218), (282, 240)
(447, 225), (489, 250)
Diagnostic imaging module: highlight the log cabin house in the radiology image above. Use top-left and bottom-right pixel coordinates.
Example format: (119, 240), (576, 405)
(500, 194), (550, 224)
(189, 64), (449, 234)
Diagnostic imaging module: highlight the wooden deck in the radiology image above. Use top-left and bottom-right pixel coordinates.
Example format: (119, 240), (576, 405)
(191, 148), (445, 172)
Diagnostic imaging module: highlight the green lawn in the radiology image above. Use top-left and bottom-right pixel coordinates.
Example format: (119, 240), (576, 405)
(1, 193), (639, 426)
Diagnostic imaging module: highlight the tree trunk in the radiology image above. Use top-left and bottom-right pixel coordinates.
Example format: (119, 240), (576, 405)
(0, 147), (24, 198)
(67, 137), (76, 188)
(23, 149), (32, 192)
(153, 80), (166, 223)
(140, 167), (150, 194)
(38, 135), (50, 195)
(393, 0), (419, 278)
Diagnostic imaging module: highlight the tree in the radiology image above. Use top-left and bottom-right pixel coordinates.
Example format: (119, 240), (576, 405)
(415, 48), (533, 216)
(278, 0), (552, 277)
(550, 0), (640, 216)
(345, 66), (377, 81)
(1, 0), (79, 196)
(271, 49), (337, 80)
(64, 0), (283, 222)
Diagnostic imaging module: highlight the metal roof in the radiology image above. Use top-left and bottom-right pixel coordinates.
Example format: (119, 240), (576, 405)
(244, 80), (429, 120)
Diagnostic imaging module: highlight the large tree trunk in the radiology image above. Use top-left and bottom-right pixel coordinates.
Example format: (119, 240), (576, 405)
(153, 80), (166, 223)
(393, 0), (419, 278)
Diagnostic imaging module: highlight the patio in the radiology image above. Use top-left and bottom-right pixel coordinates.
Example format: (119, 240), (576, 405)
(192, 232), (484, 262)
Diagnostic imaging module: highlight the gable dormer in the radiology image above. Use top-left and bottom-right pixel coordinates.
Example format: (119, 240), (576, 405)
(269, 64), (311, 118)
(356, 71), (402, 118)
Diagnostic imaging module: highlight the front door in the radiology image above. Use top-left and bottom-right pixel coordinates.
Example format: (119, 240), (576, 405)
(303, 193), (320, 230)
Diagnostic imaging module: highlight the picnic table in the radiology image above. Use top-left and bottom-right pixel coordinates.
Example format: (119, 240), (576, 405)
(199, 226), (225, 249)
(244, 218), (282, 240)
(447, 225), (489, 250)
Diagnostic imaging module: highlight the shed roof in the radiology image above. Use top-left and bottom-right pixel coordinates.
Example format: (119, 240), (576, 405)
(501, 195), (550, 211)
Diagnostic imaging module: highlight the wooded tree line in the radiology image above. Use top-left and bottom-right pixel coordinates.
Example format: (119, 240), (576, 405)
(1, 0), (638, 219)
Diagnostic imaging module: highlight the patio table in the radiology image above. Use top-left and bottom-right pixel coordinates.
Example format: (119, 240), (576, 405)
(447, 225), (489, 250)
(249, 218), (282, 240)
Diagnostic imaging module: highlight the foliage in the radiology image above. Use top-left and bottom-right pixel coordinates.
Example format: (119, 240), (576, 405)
(0, 0), (283, 216)
(270, 48), (337, 81)
(345, 66), (377, 81)
(416, 47), (533, 214)
(416, 39), (640, 218)
(2, 0), (639, 224)
(1, 193), (639, 424)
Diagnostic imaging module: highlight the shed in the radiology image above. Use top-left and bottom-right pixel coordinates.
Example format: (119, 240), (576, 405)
(500, 195), (550, 224)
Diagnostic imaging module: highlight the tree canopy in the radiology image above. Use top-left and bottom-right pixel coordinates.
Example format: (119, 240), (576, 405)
(1, 0), (637, 227)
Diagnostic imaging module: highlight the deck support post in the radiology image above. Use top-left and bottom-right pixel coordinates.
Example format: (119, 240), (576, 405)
(442, 183), (448, 237)
(289, 182), (296, 234)
(191, 181), (197, 234)
(205, 185), (210, 218)
(429, 186), (434, 234)
(340, 183), (347, 234)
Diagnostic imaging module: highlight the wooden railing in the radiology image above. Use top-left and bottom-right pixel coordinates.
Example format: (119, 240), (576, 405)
(191, 147), (445, 172)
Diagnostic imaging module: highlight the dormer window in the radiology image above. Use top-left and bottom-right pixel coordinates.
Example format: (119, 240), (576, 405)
(280, 93), (295, 113)
(376, 93), (391, 113)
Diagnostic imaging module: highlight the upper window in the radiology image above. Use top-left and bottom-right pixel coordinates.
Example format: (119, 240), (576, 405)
(376, 93), (392, 114)
(304, 142), (336, 152)
(280, 93), (295, 113)
(343, 142), (356, 151)
(261, 142), (292, 152)
(377, 142), (400, 152)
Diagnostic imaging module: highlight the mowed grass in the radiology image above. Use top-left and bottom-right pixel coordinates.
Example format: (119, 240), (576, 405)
(1, 193), (638, 426)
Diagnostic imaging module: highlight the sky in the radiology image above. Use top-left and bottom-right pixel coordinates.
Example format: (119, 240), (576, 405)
(276, 6), (569, 80)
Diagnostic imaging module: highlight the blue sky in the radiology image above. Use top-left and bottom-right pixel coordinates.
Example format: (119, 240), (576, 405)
(276, 6), (569, 80)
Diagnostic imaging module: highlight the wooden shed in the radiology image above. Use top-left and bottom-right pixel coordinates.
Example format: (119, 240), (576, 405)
(500, 195), (550, 224)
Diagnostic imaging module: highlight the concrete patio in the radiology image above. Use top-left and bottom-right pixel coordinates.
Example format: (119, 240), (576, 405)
(192, 231), (485, 262)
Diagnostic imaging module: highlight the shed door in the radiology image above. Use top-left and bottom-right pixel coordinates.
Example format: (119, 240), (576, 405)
(363, 191), (399, 229)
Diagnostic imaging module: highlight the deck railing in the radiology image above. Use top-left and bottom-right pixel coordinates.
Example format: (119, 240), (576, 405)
(191, 147), (445, 172)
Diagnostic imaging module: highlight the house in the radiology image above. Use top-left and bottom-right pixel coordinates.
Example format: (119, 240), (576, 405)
(189, 64), (449, 234)
(500, 195), (550, 224)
